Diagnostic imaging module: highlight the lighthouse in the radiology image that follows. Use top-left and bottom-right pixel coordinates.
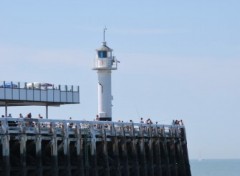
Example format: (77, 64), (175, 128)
(93, 28), (119, 121)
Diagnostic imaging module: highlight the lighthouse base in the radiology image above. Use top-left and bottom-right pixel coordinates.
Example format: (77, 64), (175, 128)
(99, 117), (112, 121)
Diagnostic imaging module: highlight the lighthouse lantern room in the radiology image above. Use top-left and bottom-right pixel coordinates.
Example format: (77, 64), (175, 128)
(93, 28), (119, 121)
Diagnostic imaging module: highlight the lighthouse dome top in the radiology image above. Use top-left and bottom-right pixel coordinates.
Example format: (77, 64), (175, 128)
(96, 42), (113, 52)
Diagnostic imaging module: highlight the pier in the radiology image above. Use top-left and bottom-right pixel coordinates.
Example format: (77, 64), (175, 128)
(0, 36), (192, 175)
(0, 118), (191, 176)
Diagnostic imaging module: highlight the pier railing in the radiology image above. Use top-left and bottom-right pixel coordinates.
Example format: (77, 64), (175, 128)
(0, 118), (185, 138)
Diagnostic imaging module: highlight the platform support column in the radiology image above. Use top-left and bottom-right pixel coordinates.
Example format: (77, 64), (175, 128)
(46, 105), (48, 119)
(4, 103), (8, 117)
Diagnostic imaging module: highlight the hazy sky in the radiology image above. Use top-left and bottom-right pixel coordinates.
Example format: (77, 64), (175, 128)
(0, 0), (240, 159)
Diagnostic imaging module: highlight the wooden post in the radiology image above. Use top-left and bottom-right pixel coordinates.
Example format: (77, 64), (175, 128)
(120, 126), (129, 176)
(162, 139), (171, 176)
(76, 124), (85, 176)
(89, 127), (98, 176)
(112, 137), (121, 176)
(63, 123), (71, 176)
(2, 134), (10, 176)
(51, 123), (58, 176)
(170, 138), (178, 176)
(131, 138), (140, 176)
(20, 135), (27, 176)
(147, 138), (154, 176)
(102, 128), (110, 176)
(180, 127), (192, 176)
(139, 137), (147, 176)
(36, 135), (42, 176)
(83, 132), (89, 176)
(154, 138), (162, 176)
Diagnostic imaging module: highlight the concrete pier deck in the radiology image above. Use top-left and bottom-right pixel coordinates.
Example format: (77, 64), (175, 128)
(0, 118), (191, 176)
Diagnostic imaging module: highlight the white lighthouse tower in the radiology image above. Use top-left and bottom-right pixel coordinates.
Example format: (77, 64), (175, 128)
(93, 28), (119, 121)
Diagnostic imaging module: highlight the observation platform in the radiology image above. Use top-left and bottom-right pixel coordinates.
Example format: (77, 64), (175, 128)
(0, 81), (80, 118)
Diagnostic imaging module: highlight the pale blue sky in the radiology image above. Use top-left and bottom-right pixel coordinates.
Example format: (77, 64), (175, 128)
(0, 0), (240, 159)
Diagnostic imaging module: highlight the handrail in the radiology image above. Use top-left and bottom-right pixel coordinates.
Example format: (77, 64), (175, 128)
(0, 80), (80, 92)
(0, 118), (185, 137)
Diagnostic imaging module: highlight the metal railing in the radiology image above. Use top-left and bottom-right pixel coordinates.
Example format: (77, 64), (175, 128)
(0, 81), (79, 92)
(0, 118), (185, 138)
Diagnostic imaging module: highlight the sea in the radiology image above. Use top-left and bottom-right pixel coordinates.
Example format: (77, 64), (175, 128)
(190, 159), (240, 176)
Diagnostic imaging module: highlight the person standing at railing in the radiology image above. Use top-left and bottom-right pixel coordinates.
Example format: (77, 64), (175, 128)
(38, 114), (43, 119)
(26, 113), (32, 119)
(69, 117), (73, 128)
(25, 113), (33, 127)
(146, 118), (153, 125)
(95, 115), (101, 129)
(96, 115), (100, 121)
(19, 113), (23, 118)
(180, 120), (184, 126)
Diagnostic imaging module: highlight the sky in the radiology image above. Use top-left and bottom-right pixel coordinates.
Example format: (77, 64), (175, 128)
(0, 0), (240, 160)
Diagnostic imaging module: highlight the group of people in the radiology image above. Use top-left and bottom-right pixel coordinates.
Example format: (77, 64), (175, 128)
(115, 117), (184, 126)
(2, 112), (184, 128)
(172, 119), (184, 125)
(1, 113), (12, 118)
(140, 117), (155, 124)
(1, 113), (43, 119)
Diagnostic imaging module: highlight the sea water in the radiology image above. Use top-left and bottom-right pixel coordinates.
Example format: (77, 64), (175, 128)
(190, 159), (240, 176)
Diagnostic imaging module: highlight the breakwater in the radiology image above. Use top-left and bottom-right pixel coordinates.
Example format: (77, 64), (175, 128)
(0, 118), (191, 176)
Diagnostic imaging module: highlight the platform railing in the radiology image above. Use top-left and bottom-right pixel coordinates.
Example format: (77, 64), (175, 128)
(0, 81), (79, 92)
(0, 118), (185, 138)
